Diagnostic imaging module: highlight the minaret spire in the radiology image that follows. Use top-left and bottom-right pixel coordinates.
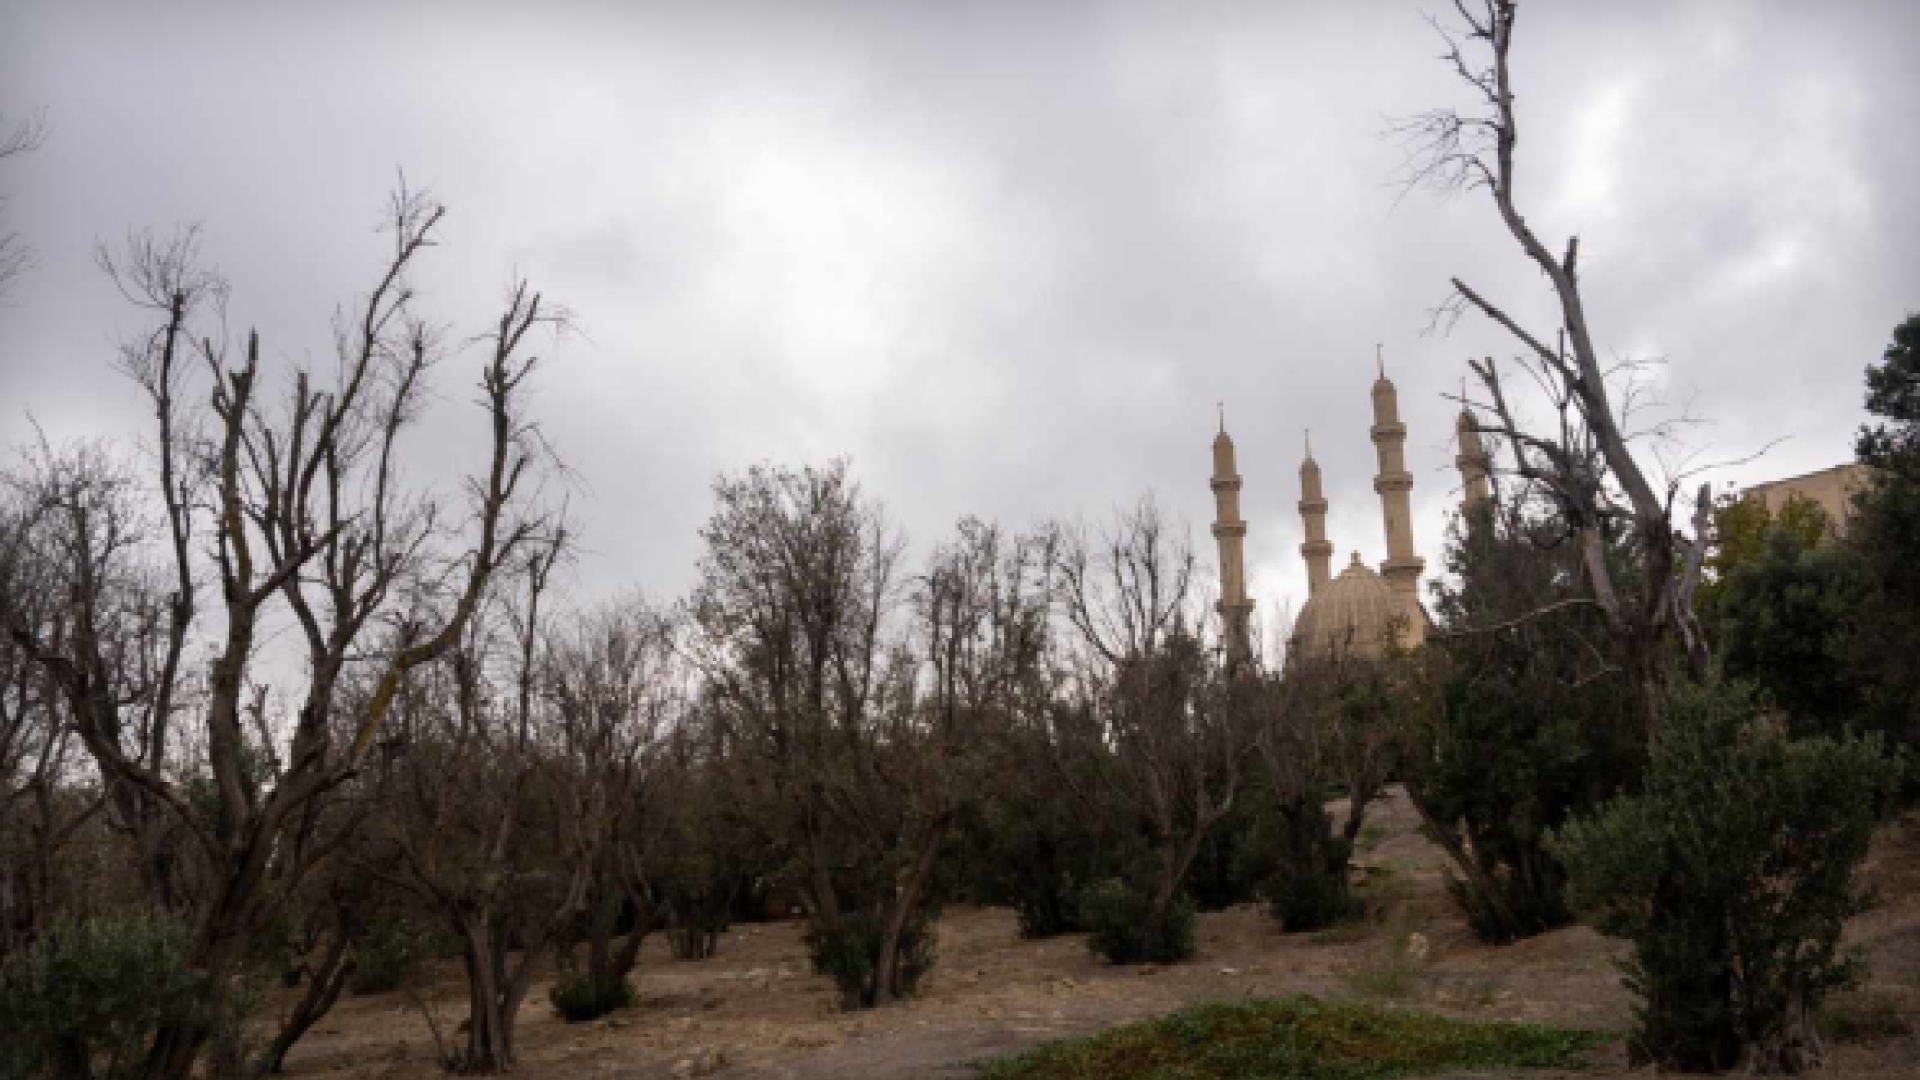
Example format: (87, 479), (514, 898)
(1210, 413), (1254, 669)
(1298, 429), (1332, 598)
(1455, 382), (1494, 515)
(1370, 347), (1425, 647)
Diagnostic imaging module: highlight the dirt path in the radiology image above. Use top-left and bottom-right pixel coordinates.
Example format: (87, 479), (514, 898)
(276, 788), (1920, 1079)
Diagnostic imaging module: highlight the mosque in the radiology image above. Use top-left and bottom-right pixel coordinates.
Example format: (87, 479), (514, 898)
(1208, 350), (1493, 667)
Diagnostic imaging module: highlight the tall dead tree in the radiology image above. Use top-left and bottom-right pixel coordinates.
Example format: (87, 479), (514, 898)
(545, 595), (683, 1008)
(1052, 496), (1254, 942)
(3, 186), (562, 1080)
(374, 535), (606, 1073)
(1399, 0), (1711, 724)
(0, 110), (43, 302)
(688, 460), (901, 948)
(858, 516), (1052, 1002)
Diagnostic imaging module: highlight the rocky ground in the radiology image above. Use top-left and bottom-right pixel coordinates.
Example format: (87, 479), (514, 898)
(274, 787), (1920, 1079)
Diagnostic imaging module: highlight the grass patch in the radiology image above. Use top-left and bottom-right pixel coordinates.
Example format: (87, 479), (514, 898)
(1819, 990), (1914, 1043)
(1339, 929), (1429, 1002)
(1358, 822), (1388, 854)
(965, 994), (1609, 1080)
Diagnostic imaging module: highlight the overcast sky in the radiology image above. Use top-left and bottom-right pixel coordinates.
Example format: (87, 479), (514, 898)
(3, 0), (1916, 631)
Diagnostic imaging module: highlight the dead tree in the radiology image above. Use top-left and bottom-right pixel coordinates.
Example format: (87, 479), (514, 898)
(0, 110), (43, 301)
(544, 595), (682, 1005)
(0, 495), (105, 958)
(3, 186), (563, 1080)
(0, 440), (203, 916)
(687, 460), (901, 951)
(373, 535), (607, 1073)
(1398, 0), (1711, 724)
(854, 516), (1052, 1002)
(1051, 496), (1254, 943)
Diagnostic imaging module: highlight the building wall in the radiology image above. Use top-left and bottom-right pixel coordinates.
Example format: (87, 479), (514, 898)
(1741, 462), (1869, 534)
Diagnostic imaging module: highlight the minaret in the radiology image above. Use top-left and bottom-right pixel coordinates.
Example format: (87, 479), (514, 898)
(1298, 430), (1333, 598)
(1455, 395), (1494, 513)
(1370, 346), (1425, 644)
(1210, 409), (1255, 668)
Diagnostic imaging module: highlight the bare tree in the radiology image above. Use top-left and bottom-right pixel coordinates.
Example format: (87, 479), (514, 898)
(373, 535), (608, 1073)
(688, 465), (1048, 1005)
(0, 110), (45, 302)
(545, 594), (683, 1007)
(858, 516), (1053, 1001)
(2, 185), (564, 1080)
(1398, 0), (1711, 723)
(688, 461), (901, 955)
(1051, 496), (1254, 945)
(0, 486), (109, 959)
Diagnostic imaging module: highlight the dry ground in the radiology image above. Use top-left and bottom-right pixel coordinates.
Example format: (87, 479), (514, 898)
(274, 788), (1920, 1079)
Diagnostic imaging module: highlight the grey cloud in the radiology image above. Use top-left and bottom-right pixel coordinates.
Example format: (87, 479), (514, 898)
(2, 0), (1916, 619)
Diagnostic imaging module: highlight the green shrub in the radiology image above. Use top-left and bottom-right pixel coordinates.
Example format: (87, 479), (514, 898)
(1268, 862), (1355, 933)
(1818, 990), (1913, 1043)
(667, 924), (718, 960)
(1012, 870), (1085, 939)
(1550, 681), (1905, 1073)
(1262, 797), (1357, 933)
(0, 911), (208, 1080)
(548, 971), (634, 1023)
(803, 911), (936, 1009)
(349, 911), (452, 995)
(967, 995), (1608, 1080)
(1413, 506), (1643, 945)
(1077, 879), (1194, 965)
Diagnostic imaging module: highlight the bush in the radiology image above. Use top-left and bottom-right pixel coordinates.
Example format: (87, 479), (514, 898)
(667, 923), (720, 960)
(0, 911), (208, 1080)
(966, 995), (1608, 1080)
(548, 971), (634, 1023)
(1077, 879), (1194, 965)
(1550, 681), (1905, 1073)
(804, 911), (937, 1009)
(1184, 799), (1278, 913)
(1413, 506), (1643, 945)
(349, 911), (455, 995)
(1262, 798), (1357, 933)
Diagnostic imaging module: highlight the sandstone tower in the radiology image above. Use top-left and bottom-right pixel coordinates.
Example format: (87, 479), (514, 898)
(1210, 410), (1254, 668)
(1297, 432), (1333, 598)
(1455, 401), (1494, 513)
(1370, 348), (1424, 646)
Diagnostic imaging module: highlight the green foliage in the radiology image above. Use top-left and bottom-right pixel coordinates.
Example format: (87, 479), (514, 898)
(0, 911), (209, 1080)
(1817, 991), (1913, 1044)
(1262, 797), (1356, 933)
(1076, 879), (1195, 965)
(548, 971), (634, 1023)
(803, 911), (936, 1009)
(1718, 527), (1869, 733)
(1550, 681), (1905, 1072)
(349, 911), (453, 996)
(966, 995), (1608, 1080)
(1413, 505), (1641, 944)
(1183, 795), (1278, 913)
(1847, 311), (1920, 754)
(956, 724), (1135, 939)
(1700, 493), (1833, 621)
(1338, 933), (1426, 1002)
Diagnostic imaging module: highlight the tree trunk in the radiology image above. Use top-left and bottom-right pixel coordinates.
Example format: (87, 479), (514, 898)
(461, 917), (510, 1073)
(261, 929), (356, 1074)
(871, 816), (950, 1004)
(1747, 986), (1824, 1074)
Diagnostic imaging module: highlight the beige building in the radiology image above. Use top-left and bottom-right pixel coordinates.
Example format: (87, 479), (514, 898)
(1212, 351), (1497, 666)
(1740, 462), (1868, 534)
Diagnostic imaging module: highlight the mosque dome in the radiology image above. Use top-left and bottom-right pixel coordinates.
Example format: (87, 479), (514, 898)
(1290, 551), (1404, 662)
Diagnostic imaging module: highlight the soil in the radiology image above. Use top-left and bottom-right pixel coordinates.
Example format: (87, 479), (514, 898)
(273, 787), (1920, 1079)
